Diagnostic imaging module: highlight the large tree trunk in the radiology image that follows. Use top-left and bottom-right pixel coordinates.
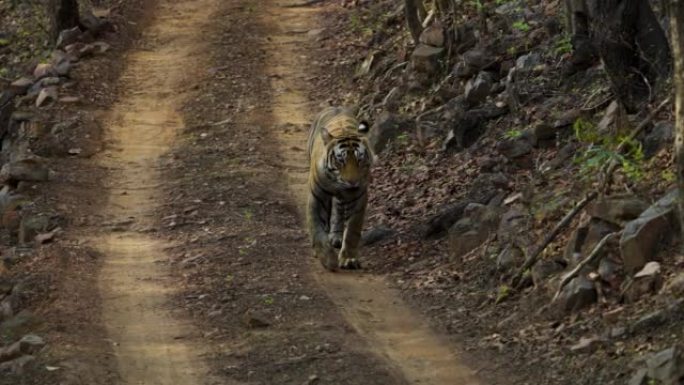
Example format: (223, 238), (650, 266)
(590, 0), (672, 112)
(671, 0), (684, 250)
(49, 0), (80, 42)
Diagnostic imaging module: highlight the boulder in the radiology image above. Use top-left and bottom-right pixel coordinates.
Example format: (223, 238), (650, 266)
(597, 100), (621, 133)
(453, 23), (477, 54)
(35, 87), (58, 108)
(620, 189), (678, 274)
(645, 346), (684, 384)
(56, 27), (82, 49)
(515, 52), (542, 73)
(558, 275), (597, 313)
(531, 259), (565, 286)
(367, 112), (409, 153)
(410, 44), (444, 74)
(32, 63), (55, 80)
(661, 272), (684, 298)
(625, 261), (663, 303)
(447, 203), (499, 260)
(643, 121), (674, 159)
(464, 72), (493, 106)
(9, 78), (32, 95)
(422, 202), (469, 239)
(587, 196), (649, 226)
(18, 216), (50, 246)
(362, 225), (395, 246)
(496, 245), (524, 271)
(531, 121), (558, 141)
(453, 48), (493, 78)
(419, 22), (444, 47)
(0, 159), (49, 184)
(497, 137), (532, 159)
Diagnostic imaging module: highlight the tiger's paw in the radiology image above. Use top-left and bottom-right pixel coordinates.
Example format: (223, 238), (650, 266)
(329, 233), (343, 249)
(318, 248), (339, 272)
(339, 257), (362, 270)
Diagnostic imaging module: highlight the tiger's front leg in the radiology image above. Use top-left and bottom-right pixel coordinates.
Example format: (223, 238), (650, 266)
(338, 193), (367, 270)
(307, 192), (338, 271)
(329, 198), (344, 249)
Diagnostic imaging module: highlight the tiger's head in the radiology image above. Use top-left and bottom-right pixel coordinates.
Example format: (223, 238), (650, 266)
(320, 121), (374, 191)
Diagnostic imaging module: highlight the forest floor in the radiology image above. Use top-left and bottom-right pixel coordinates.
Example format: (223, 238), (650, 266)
(1, 0), (682, 384)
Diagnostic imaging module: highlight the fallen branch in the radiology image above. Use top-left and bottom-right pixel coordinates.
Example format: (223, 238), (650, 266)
(511, 191), (598, 288)
(601, 97), (672, 191)
(282, 0), (327, 7)
(552, 231), (620, 301)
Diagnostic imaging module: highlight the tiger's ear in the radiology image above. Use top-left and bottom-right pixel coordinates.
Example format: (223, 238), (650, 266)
(320, 126), (333, 144)
(358, 121), (370, 133)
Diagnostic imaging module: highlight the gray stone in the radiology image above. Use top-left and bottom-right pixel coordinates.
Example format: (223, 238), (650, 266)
(19, 216), (50, 246)
(367, 112), (409, 153)
(0, 159), (49, 184)
(629, 299), (684, 335)
(570, 336), (606, 354)
(531, 122), (558, 141)
(531, 259), (565, 286)
(419, 22), (444, 47)
(32, 63), (54, 80)
(552, 108), (581, 129)
(497, 137), (532, 159)
(644, 121), (674, 159)
(454, 48), (492, 78)
(597, 100), (621, 133)
(0, 355), (34, 374)
(628, 368), (648, 385)
(362, 226), (395, 246)
(464, 72), (493, 106)
(9, 78), (32, 95)
(411, 44), (444, 74)
(598, 257), (621, 287)
(559, 276), (597, 313)
(496, 245), (523, 271)
(36, 87), (58, 108)
(625, 261), (663, 303)
(56, 27), (82, 48)
(515, 52), (542, 72)
(646, 346), (684, 383)
(587, 196), (649, 225)
(661, 272), (684, 298)
(447, 204), (499, 260)
(620, 189), (678, 274)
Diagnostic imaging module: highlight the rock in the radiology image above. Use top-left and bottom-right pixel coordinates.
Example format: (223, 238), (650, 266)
(597, 100), (622, 133)
(497, 137), (532, 159)
(620, 189), (678, 274)
(457, 48), (493, 78)
(419, 22), (444, 47)
(242, 312), (270, 329)
(0, 159), (49, 184)
(56, 27), (82, 49)
(598, 257), (621, 288)
(0, 91), (14, 140)
(362, 225), (395, 246)
(453, 23), (477, 53)
(36, 87), (58, 108)
(410, 44), (444, 74)
(628, 368), (648, 385)
(0, 310), (39, 341)
(544, 142), (577, 171)
(442, 104), (507, 151)
(19, 216), (50, 246)
(464, 72), (493, 106)
(32, 63), (54, 80)
(0, 355), (34, 374)
(645, 346), (684, 383)
(574, 219), (620, 264)
(558, 276), (597, 313)
(79, 9), (113, 36)
(625, 261), (663, 303)
(422, 202), (469, 239)
(515, 52), (542, 72)
(367, 112), (409, 153)
(587, 196), (649, 226)
(531, 259), (566, 286)
(497, 207), (529, 246)
(531, 121), (558, 141)
(553, 108), (581, 129)
(661, 272), (684, 298)
(496, 245), (524, 271)
(54, 59), (72, 77)
(643, 121), (674, 159)
(447, 204), (499, 260)
(629, 299), (684, 335)
(9, 78), (33, 95)
(570, 336), (606, 354)
(495, 0), (525, 17)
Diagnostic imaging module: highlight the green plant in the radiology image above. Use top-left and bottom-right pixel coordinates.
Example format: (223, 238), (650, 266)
(512, 20), (530, 32)
(495, 284), (510, 304)
(553, 35), (573, 56)
(396, 132), (409, 146)
(469, 0), (484, 11)
(263, 295), (274, 305)
(503, 128), (523, 139)
(243, 209), (253, 221)
(662, 169), (676, 182)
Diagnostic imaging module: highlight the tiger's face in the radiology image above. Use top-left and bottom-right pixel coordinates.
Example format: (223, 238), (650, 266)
(321, 129), (373, 190)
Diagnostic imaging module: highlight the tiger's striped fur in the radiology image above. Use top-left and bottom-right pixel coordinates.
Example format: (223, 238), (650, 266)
(307, 106), (373, 271)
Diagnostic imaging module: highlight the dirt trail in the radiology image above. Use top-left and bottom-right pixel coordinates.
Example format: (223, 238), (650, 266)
(91, 0), (217, 383)
(263, 2), (482, 384)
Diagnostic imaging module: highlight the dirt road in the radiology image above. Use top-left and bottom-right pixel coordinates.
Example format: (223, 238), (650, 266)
(83, 0), (485, 383)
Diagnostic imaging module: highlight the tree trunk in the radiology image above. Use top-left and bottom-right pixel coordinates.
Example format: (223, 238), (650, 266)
(589, 0), (671, 112)
(671, 0), (684, 251)
(405, 0), (424, 44)
(49, 0), (80, 42)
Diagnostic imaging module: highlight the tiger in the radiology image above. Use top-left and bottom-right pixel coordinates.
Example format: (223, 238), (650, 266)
(306, 106), (374, 271)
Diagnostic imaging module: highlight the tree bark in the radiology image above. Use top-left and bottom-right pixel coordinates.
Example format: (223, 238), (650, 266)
(588, 0), (671, 112)
(405, 0), (424, 44)
(671, 0), (684, 251)
(49, 0), (80, 42)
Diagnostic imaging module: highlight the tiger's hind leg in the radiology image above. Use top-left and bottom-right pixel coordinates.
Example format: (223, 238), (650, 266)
(329, 198), (344, 249)
(307, 190), (338, 271)
(338, 193), (367, 270)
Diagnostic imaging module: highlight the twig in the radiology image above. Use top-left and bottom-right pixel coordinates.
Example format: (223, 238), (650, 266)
(511, 191), (598, 288)
(282, 0), (326, 8)
(552, 232), (620, 301)
(600, 96), (672, 191)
